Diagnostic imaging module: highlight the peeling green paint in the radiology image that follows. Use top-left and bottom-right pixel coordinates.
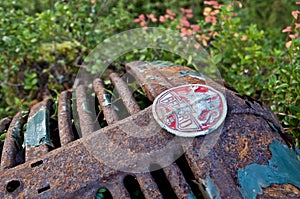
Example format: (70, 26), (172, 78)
(102, 94), (111, 106)
(238, 140), (300, 199)
(149, 60), (180, 69)
(205, 175), (221, 199)
(179, 70), (207, 82)
(180, 70), (202, 77)
(188, 191), (196, 199)
(24, 106), (52, 147)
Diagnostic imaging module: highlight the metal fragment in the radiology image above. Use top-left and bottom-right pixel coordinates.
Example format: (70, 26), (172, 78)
(25, 98), (52, 161)
(25, 106), (52, 147)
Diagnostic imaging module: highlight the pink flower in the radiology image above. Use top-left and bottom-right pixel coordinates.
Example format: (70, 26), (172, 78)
(139, 14), (145, 20)
(211, 10), (220, 15)
(159, 15), (166, 23)
(180, 8), (185, 13)
(190, 25), (200, 32)
(205, 16), (217, 25)
(289, 34), (297, 39)
(292, 11), (300, 19)
(151, 17), (157, 22)
(147, 14), (154, 19)
(176, 25), (181, 29)
(147, 14), (157, 22)
(282, 26), (292, 33)
(295, 23), (300, 28)
(180, 28), (192, 37)
(204, 0), (219, 6)
(185, 9), (193, 13)
(134, 18), (140, 23)
(181, 19), (190, 27)
(186, 13), (194, 18)
(296, 2), (300, 5)
(140, 21), (147, 27)
(166, 9), (176, 16)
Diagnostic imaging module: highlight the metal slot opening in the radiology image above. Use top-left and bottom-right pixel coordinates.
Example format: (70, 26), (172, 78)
(150, 164), (178, 199)
(48, 100), (61, 150)
(71, 121), (80, 140)
(6, 180), (21, 193)
(31, 160), (43, 168)
(95, 187), (113, 199)
(49, 117), (61, 149)
(176, 155), (204, 199)
(110, 89), (130, 120)
(123, 175), (145, 199)
(122, 73), (152, 110)
(68, 93), (79, 141)
(38, 184), (50, 194)
(131, 88), (152, 111)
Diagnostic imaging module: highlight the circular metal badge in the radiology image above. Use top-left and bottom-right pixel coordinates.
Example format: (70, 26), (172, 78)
(152, 84), (227, 137)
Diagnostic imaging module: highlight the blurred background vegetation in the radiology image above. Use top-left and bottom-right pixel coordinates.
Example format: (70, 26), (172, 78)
(0, 0), (299, 144)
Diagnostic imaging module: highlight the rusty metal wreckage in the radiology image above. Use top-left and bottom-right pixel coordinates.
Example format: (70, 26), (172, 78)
(0, 61), (299, 198)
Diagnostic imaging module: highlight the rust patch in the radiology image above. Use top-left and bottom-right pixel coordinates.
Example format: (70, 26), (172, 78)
(93, 78), (119, 125)
(1, 111), (27, 170)
(58, 91), (74, 145)
(258, 184), (300, 198)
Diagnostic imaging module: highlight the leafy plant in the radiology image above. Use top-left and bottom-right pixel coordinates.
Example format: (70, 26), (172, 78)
(0, 0), (299, 144)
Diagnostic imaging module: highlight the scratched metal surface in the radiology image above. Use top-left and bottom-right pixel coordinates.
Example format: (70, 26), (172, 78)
(0, 61), (298, 198)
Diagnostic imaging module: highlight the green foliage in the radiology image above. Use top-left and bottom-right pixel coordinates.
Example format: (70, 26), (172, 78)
(0, 0), (299, 144)
(204, 2), (300, 144)
(211, 8), (278, 97)
(238, 0), (295, 41)
(263, 39), (300, 142)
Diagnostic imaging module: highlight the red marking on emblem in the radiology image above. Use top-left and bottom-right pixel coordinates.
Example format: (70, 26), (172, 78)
(152, 84), (227, 137)
(195, 86), (209, 93)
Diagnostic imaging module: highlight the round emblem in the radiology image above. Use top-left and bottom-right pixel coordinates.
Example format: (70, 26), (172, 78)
(152, 84), (227, 137)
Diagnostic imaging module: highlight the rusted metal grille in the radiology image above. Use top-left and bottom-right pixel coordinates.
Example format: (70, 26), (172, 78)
(0, 61), (299, 199)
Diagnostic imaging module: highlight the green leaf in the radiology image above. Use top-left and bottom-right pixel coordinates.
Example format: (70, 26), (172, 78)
(275, 83), (288, 89)
(31, 78), (39, 85)
(24, 85), (32, 90)
(0, 133), (6, 141)
(268, 75), (277, 85)
(213, 54), (223, 64)
(289, 105), (300, 115)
